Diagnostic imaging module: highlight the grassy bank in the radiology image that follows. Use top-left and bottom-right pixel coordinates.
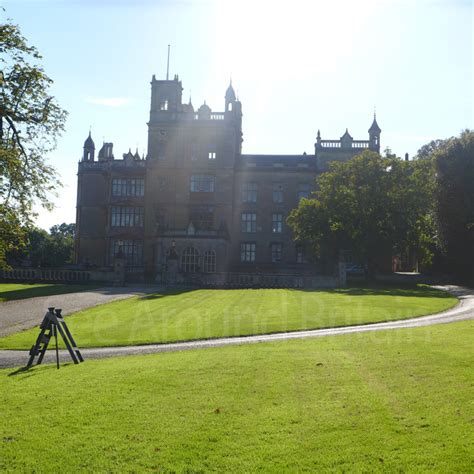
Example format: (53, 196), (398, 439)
(0, 285), (457, 349)
(1, 320), (472, 472)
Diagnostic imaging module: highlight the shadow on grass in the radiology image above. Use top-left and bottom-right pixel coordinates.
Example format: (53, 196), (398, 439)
(138, 284), (452, 301)
(8, 362), (72, 378)
(0, 284), (101, 302)
(291, 283), (453, 299)
(139, 289), (195, 300)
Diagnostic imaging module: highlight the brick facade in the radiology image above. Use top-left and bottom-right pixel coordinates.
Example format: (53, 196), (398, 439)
(75, 75), (381, 283)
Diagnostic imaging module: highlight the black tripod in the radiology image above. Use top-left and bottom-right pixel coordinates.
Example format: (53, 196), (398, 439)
(27, 307), (84, 369)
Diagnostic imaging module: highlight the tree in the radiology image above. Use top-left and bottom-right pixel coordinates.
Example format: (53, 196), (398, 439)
(416, 139), (447, 160)
(7, 223), (75, 268)
(433, 130), (474, 282)
(0, 16), (68, 267)
(287, 150), (436, 276)
(50, 222), (75, 240)
(44, 223), (75, 266)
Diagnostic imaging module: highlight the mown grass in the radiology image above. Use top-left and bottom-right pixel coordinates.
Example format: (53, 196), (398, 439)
(0, 285), (456, 349)
(0, 283), (100, 302)
(1, 321), (472, 472)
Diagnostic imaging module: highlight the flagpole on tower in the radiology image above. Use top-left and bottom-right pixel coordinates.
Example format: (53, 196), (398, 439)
(166, 44), (170, 80)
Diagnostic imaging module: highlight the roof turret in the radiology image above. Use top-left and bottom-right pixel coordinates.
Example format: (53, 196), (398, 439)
(98, 143), (105, 159)
(198, 101), (211, 119)
(369, 114), (381, 133)
(84, 131), (95, 149)
(123, 148), (134, 160)
(184, 96), (194, 113)
(225, 79), (236, 101)
(198, 101), (211, 113)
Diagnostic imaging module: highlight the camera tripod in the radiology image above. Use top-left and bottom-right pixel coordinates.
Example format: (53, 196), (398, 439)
(27, 307), (84, 369)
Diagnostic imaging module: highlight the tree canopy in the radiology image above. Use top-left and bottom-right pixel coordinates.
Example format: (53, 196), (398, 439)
(287, 150), (436, 274)
(7, 223), (75, 268)
(432, 130), (474, 282)
(0, 17), (67, 267)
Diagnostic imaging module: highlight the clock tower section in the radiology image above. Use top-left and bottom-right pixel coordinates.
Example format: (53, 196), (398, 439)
(147, 74), (183, 160)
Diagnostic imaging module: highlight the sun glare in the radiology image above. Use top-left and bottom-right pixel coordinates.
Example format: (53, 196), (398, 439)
(212, 0), (377, 82)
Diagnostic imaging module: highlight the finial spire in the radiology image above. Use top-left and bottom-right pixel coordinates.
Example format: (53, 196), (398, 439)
(368, 111), (381, 133)
(225, 79), (236, 102)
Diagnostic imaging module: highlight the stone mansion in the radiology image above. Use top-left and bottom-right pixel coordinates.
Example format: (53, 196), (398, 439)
(75, 74), (381, 284)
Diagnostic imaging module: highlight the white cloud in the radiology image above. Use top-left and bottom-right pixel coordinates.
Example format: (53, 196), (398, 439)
(86, 97), (133, 107)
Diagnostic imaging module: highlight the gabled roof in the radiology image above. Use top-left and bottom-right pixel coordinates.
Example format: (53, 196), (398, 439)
(341, 128), (353, 140)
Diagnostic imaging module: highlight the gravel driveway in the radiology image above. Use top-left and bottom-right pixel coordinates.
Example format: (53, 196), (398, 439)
(0, 286), (155, 337)
(0, 285), (472, 369)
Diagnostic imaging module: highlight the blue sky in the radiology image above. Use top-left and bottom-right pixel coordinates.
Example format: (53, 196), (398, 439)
(2, 0), (472, 230)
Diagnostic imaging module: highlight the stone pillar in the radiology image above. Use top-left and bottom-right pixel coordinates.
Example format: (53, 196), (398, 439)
(113, 257), (127, 287)
(165, 240), (179, 286)
(338, 253), (347, 287)
(167, 259), (178, 285)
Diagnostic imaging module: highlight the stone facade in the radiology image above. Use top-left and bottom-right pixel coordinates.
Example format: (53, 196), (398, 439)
(75, 75), (381, 284)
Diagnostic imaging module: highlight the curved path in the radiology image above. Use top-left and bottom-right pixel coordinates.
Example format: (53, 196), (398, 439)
(0, 285), (472, 369)
(0, 286), (155, 338)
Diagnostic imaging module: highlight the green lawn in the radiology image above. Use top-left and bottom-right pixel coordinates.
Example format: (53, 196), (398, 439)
(1, 321), (472, 472)
(0, 285), (457, 349)
(0, 283), (100, 302)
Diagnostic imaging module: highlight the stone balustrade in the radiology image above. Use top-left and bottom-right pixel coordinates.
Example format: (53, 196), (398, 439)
(156, 271), (342, 289)
(0, 267), (116, 283)
(1, 268), (92, 282)
(193, 112), (225, 121)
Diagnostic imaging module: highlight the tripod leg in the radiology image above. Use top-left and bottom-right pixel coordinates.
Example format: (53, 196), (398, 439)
(56, 323), (79, 364)
(37, 326), (53, 365)
(55, 326), (60, 370)
(60, 320), (84, 362)
(26, 325), (48, 368)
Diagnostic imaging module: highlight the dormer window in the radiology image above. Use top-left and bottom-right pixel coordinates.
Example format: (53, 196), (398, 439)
(160, 100), (168, 111)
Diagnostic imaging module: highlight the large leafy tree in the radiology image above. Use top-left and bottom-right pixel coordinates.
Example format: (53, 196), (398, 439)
(287, 150), (436, 275)
(50, 222), (75, 240)
(7, 223), (75, 268)
(0, 16), (67, 267)
(433, 130), (474, 282)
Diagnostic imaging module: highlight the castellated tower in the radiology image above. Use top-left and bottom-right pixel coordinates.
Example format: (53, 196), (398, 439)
(75, 72), (381, 286)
